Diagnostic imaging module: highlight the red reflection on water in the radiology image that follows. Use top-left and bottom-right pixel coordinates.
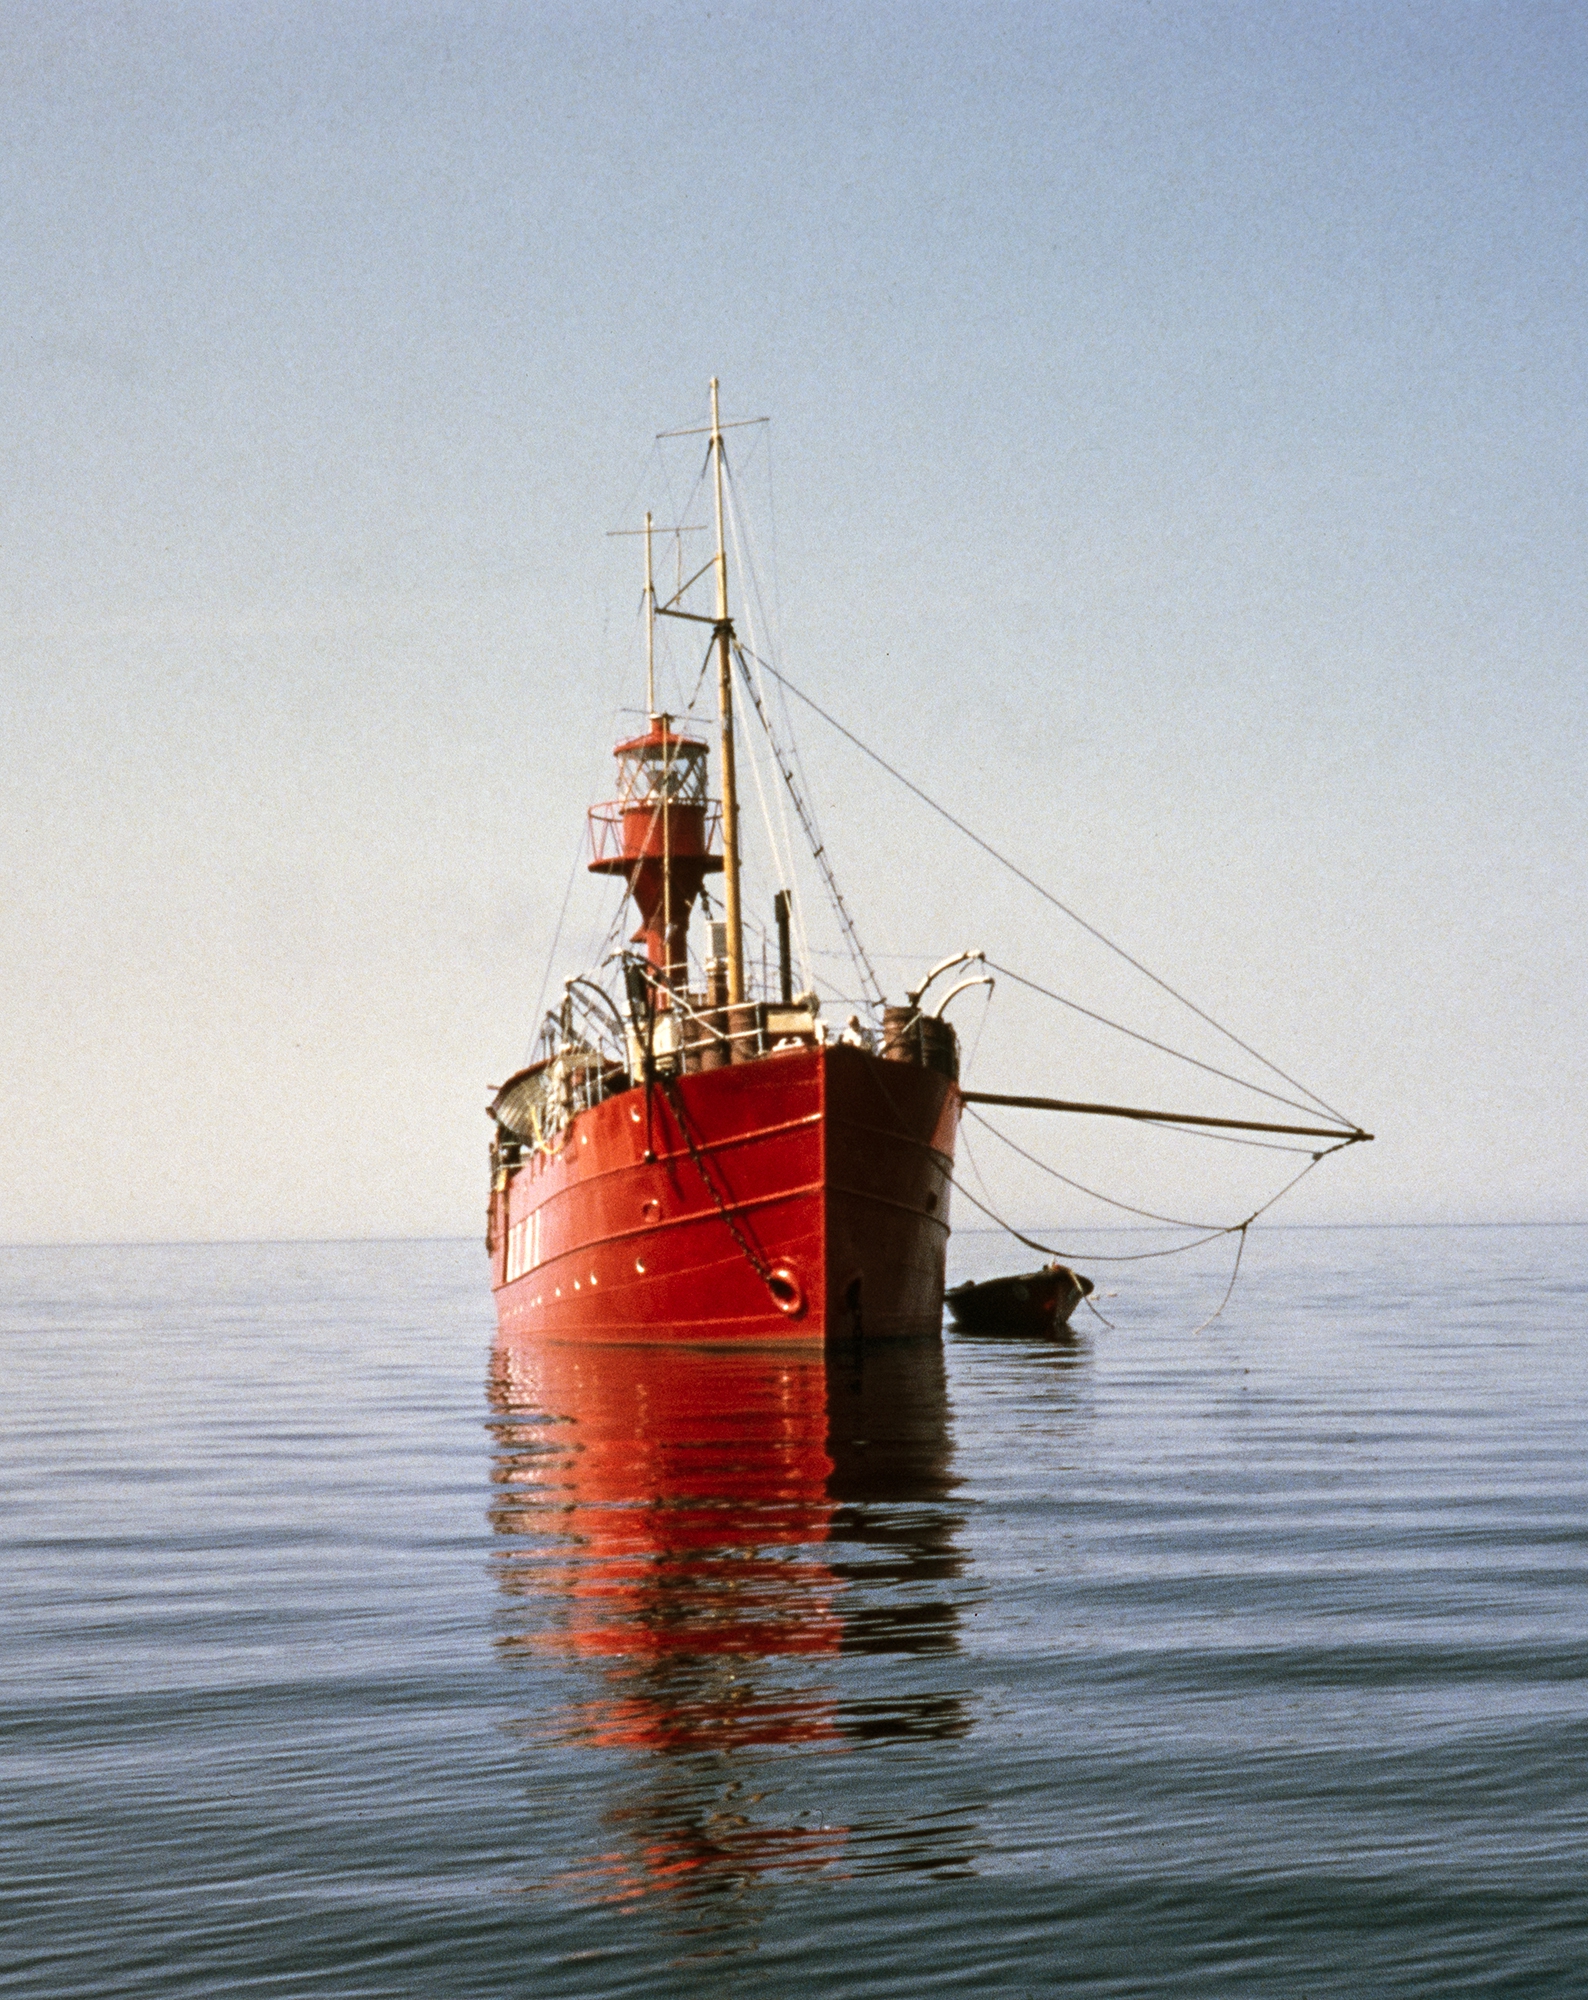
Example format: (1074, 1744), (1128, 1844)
(490, 1339), (845, 1746)
(547, 1818), (848, 1908)
(488, 1331), (964, 1899)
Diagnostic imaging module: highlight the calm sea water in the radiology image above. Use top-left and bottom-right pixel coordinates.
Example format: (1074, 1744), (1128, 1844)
(4, 1227), (1586, 1997)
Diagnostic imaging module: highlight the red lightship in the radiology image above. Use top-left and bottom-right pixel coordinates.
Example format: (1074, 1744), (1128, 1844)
(487, 383), (972, 1343)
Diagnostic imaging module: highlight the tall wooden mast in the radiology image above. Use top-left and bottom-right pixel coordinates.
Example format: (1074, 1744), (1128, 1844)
(710, 378), (746, 1005)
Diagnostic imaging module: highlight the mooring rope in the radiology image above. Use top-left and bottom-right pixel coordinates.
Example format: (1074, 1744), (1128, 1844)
(949, 1129), (1351, 1325)
(1188, 1226), (1250, 1337)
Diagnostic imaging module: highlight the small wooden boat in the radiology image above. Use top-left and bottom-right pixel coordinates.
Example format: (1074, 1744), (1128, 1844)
(945, 1262), (1094, 1334)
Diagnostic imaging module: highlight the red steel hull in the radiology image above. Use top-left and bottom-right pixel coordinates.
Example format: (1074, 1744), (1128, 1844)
(489, 1043), (959, 1342)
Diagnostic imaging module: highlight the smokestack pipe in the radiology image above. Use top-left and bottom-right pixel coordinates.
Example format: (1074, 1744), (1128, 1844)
(774, 890), (792, 1006)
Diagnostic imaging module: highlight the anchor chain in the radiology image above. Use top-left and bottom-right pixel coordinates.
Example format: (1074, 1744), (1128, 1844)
(659, 1076), (782, 1299)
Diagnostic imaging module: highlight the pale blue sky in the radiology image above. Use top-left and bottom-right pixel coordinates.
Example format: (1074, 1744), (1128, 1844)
(4, 2), (1584, 1240)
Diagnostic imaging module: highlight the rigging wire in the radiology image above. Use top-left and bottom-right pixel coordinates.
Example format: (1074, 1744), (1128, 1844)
(527, 832), (588, 1062)
(1139, 1120), (1317, 1156)
(1188, 1228), (1250, 1337)
(722, 471), (811, 982)
(947, 1136), (1350, 1267)
(762, 422), (788, 688)
(731, 633), (856, 1001)
(733, 644), (885, 1012)
(721, 446), (824, 995)
(952, 1132), (1231, 1262)
(653, 434), (714, 708)
(686, 635), (715, 716)
(965, 1106), (1232, 1230)
(983, 961), (1350, 1128)
(965, 979), (996, 1074)
(750, 656), (1357, 1128)
(952, 1121), (1013, 1218)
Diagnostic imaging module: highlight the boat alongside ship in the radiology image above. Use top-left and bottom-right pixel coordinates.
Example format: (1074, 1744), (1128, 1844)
(945, 1263), (1094, 1335)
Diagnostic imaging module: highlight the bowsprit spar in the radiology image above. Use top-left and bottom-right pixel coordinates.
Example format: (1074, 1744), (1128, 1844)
(491, 381), (1371, 1340)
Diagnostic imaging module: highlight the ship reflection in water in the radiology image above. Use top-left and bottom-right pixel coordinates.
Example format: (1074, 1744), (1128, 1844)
(487, 1331), (976, 1904)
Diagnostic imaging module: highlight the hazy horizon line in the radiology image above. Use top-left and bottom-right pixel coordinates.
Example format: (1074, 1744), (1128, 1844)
(2, 1220), (1585, 1252)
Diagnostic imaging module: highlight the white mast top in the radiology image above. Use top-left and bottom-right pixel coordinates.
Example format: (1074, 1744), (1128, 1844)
(608, 513), (703, 722)
(643, 510), (655, 718)
(711, 380), (728, 628)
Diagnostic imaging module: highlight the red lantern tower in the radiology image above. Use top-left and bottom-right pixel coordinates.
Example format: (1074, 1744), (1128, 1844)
(587, 717), (723, 999)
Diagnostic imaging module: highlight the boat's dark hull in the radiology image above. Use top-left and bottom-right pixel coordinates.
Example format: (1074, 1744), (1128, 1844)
(945, 1264), (1093, 1333)
(490, 1042), (960, 1342)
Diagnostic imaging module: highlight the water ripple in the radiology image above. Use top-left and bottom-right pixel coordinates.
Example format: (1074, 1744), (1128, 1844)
(4, 1230), (1588, 1995)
